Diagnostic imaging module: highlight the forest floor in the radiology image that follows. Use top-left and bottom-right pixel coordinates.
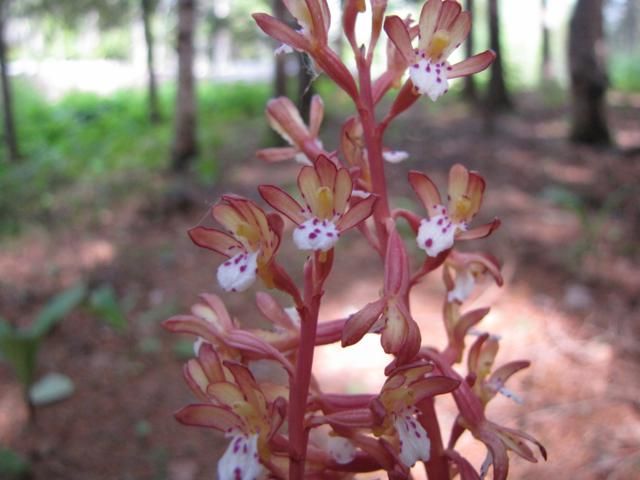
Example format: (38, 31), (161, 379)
(1, 91), (639, 479)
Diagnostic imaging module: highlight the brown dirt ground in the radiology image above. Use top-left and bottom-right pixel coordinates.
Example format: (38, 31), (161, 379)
(1, 91), (639, 479)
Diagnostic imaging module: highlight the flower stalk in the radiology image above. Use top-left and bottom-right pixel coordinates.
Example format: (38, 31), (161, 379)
(164, 1), (545, 479)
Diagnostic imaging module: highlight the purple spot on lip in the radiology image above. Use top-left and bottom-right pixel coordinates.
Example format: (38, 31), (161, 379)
(309, 232), (317, 239)
(426, 65), (431, 72)
(327, 232), (334, 237)
(240, 265), (246, 272)
(413, 63), (419, 68)
(437, 78), (442, 83)
(425, 238), (433, 247)
(447, 66), (452, 71)
(224, 261), (231, 266)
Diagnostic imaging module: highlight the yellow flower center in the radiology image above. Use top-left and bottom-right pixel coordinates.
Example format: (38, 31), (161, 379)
(316, 186), (334, 219)
(235, 222), (260, 246)
(452, 196), (472, 222)
(427, 30), (451, 59)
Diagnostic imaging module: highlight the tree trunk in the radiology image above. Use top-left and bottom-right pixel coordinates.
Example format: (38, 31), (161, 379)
(568, 0), (611, 144)
(297, 52), (314, 122)
(171, 0), (197, 172)
(461, 0), (477, 102)
(485, 0), (512, 110)
(273, 0), (287, 98)
(142, 0), (160, 123)
(540, 0), (553, 82)
(0, 0), (19, 161)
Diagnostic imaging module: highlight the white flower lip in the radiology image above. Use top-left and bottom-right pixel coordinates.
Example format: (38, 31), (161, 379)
(447, 269), (476, 303)
(217, 250), (259, 292)
(409, 57), (451, 101)
(217, 433), (264, 480)
(293, 217), (339, 252)
(394, 407), (430, 467)
(327, 436), (357, 465)
(416, 207), (457, 257)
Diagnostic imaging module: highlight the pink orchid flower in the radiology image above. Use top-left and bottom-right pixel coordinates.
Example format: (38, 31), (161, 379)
(370, 362), (459, 470)
(408, 164), (500, 258)
(443, 250), (503, 304)
(188, 195), (283, 292)
(259, 155), (377, 252)
(257, 95), (325, 165)
(385, 0), (495, 100)
(175, 344), (287, 479)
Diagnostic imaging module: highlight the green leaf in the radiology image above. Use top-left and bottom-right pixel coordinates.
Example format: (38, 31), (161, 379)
(29, 372), (75, 406)
(30, 283), (87, 337)
(89, 284), (127, 332)
(0, 332), (40, 387)
(0, 447), (30, 479)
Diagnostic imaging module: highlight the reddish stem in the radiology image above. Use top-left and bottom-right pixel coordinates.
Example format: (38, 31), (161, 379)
(356, 55), (391, 254)
(288, 253), (326, 479)
(417, 397), (451, 479)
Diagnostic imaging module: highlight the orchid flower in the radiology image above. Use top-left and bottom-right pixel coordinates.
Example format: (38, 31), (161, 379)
(163, 293), (295, 374)
(342, 226), (421, 362)
(253, 1), (358, 100)
(175, 344), (287, 479)
(257, 95), (325, 165)
(259, 155), (377, 252)
(444, 250), (503, 304)
(467, 334), (529, 407)
(408, 164), (500, 257)
(385, 0), (495, 100)
(188, 196), (283, 292)
(369, 362), (459, 469)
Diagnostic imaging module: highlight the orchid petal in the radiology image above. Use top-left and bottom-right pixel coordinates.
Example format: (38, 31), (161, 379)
(411, 376), (460, 403)
(342, 298), (386, 347)
(333, 168), (353, 216)
(298, 164), (322, 214)
(384, 15), (414, 64)
(408, 170), (442, 217)
(259, 185), (306, 225)
(419, 0), (443, 50)
(256, 146), (298, 163)
(442, 11), (470, 58)
(456, 218), (501, 240)
(175, 404), (242, 432)
(449, 50), (495, 79)
(435, 0), (461, 31)
(253, 13), (310, 51)
(336, 195), (376, 231)
(309, 95), (324, 137)
(188, 227), (242, 257)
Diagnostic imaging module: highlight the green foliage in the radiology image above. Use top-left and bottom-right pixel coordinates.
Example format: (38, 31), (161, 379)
(0, 80), (269, 234)
(89, 284), (128, 333)
(610, 54), (640, 92)
(0, 282), (86, 387)
(31, 283), (88, 337)
(0, 447), (30, 479)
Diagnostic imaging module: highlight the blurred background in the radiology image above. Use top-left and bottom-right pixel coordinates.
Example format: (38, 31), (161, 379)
(0, 0), (639, 478)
